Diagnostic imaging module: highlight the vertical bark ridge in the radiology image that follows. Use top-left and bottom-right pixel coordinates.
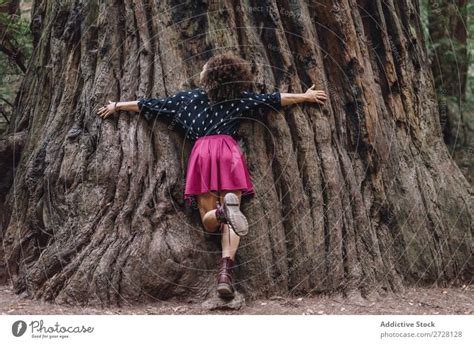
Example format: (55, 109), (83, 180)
(245, 0), (322, 294)
(276, 0), (342, 292)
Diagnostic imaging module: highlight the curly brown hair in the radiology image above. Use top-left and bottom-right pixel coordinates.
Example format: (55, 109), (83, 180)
(200, 52), (255, 105)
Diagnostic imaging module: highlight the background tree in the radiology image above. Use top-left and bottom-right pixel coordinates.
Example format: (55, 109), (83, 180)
(0, 0), (33, 131)
(423, 0), (473, 183)
(0, 0), (472, 306)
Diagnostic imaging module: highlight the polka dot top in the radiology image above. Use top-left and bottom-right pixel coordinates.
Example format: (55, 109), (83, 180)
(137, 87), (282, 142)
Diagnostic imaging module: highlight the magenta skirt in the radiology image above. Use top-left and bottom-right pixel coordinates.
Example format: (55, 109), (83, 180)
(184, 134), (255, 206)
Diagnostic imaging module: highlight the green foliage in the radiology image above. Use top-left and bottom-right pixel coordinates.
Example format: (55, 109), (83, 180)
(420, 0), (474, 110)
(466, 1), (474, 110)
(0, 0), (33, 131)
(420, 0), (432, 51)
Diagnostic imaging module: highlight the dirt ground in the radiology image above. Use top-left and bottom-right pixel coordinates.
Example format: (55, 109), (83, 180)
(0, 284), (472, 315)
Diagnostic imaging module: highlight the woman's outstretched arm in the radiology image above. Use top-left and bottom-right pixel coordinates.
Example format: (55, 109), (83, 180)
(236, 85), (328, 120)
(97, 90), (192, 120)
(280, 85), (328, 106)
(97, 101), (139, 119)
(116, 101), (140, 112)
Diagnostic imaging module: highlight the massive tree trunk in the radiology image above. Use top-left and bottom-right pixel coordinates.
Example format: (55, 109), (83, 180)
(0, 0), (471, 307)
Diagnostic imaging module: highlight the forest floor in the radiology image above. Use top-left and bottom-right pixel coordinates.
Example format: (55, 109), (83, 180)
(0, 283), (471, 315)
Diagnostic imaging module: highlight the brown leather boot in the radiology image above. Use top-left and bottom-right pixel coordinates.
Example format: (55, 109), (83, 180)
(217, 256), (235, 298)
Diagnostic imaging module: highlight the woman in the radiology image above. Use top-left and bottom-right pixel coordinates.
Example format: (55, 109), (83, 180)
(97, 52), (327, 299)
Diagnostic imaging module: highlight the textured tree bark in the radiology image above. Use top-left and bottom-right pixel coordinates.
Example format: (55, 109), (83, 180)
(0, 0), (471, 307)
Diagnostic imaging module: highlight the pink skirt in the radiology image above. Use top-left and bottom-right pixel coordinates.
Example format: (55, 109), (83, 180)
(184, 134), (255, 206)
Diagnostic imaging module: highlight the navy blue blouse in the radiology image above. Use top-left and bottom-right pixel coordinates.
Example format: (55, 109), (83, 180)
(137, 87), (282, 142)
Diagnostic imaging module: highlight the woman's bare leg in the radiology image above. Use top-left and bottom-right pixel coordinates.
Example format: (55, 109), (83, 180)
(219, 190), (242, 260)
(196, 191), (220, 232)
(197, 189), (244, 261)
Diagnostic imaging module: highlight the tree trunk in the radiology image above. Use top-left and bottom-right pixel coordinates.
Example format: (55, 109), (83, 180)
(0, 0), (472, 307)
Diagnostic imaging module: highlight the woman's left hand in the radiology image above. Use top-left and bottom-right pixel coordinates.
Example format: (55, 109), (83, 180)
(97, 100), (118, 119)
(304, 85), (328, 104)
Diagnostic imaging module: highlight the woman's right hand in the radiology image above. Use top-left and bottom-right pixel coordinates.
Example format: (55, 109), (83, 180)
(97, 100), (118, 119)
(304, 85), (328, 104)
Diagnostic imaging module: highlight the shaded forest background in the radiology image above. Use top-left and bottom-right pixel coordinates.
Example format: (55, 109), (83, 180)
(1, 0), (473, 183)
